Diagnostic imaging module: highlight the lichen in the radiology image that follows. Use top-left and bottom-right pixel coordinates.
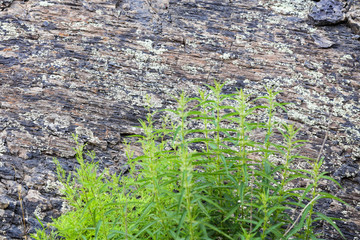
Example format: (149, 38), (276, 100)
(0, 22), (21, 41)
(38, 1), (54, 7)
(33, 205), (46, 220)
(60, 201), (74, 214)
(44, 180), (64, 194)
(75, 126), (102, 146)
(44, 114), (72, 133)
(260, 0), (312, 18)
(181, 65), (203, 75)
(137, 39), (167, 55)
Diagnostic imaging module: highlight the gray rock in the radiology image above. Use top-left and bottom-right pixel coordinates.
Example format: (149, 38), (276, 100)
(0, 195), (11, 209)
(0, 0), (13, 10)
(347, 9), (360, 34)
(311, 33), (337, 48)
(334, 164), (359, 180)
(6, 226), (22, 239)
(309, 0), (346, 25)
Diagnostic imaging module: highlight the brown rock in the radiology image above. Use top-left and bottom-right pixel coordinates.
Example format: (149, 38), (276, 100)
(0, 0), (359, 239)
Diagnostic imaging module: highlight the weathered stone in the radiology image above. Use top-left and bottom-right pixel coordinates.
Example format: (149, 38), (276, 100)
(311, 33), (337, 48)
(24, 190), (46, 203)
(0, 0), (14, 10)
(334, 164), (359, 180)
(347, 9), (360, 34)
(0, 195), (11, 209)
(0, 0), (359, 239)
(6, 226), (22, 239)
(308, 0), (346, 25)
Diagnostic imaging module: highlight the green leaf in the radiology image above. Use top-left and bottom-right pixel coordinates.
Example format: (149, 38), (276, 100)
(318, 174), (342, 188)
(176, 210), (187, 236)
(196, 199), (211, 218)
(34, 214), (45, 229)
(94, 220), (102, 240)
(80, 198), (95, 219)
(134, 221), (157, 238)
(317, 192), (348, 205)
(130, 202), (155, 231)
(199, 195), (224, 212)
(222, 204), (241, 222)
(185, 110), (203, 117)
(264, 222), (284, 237)
(202, 222), (235, 240)
(286, 204), (311, 238)
(177, 188), (185, 213)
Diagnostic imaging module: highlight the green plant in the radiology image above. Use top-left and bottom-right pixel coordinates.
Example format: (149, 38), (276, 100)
(31, 81), (346, 240)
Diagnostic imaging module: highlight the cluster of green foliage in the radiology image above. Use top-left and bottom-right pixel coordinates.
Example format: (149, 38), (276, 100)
(32, 81), (345, 240)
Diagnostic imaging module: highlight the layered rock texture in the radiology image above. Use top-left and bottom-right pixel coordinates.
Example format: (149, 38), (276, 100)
(0, 0), (359, 239)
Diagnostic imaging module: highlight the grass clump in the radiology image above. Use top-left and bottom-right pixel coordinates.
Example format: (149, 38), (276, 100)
(32, 81), (345, 240)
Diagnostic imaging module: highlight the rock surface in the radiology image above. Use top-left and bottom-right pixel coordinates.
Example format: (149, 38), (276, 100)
(347, 3), (360, 34)
(0, 0), (359, 239)
(308, 0), (347, 26)
(308, 0), (360, 36)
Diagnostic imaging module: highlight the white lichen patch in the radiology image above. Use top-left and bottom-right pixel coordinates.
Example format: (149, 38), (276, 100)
(221, 52), (232, 60)
(122, 48), (168, 71)
(263, 76), (296, 90)
(144, 71), (161, 81)
(260, 0), (312, 18)
(110, 86), (164, 109)
(22, 110), (44, 122)
(287, 109), (319, 126)
(332, 97), (357, 118)
(148, 62), (167, 72)
(39, 1), (54, 7)
(142, 93), (163, 108)
(75, 126), (102, 146)
(305, 70), (324, 82)
(61, 201), (75, 214)
(340, 54), (353, 61)
(44, 180), (64, 194)
(137, 39), (167, 55)
(44, 113), (72, 133)
(186, 39), (198, 49)
(34, 205), (46, 220)
(272, 115), (288, 125)
(267, 42), (294, 55)
(244, 43), (259, 54)
(181, 65), (204, 75)
(234, 10), (263, 22)
(268, 154), (286, 165)
(0, 22), (21, 41)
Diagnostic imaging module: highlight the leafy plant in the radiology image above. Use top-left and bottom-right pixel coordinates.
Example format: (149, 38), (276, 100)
(31, 81), (346, 240)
